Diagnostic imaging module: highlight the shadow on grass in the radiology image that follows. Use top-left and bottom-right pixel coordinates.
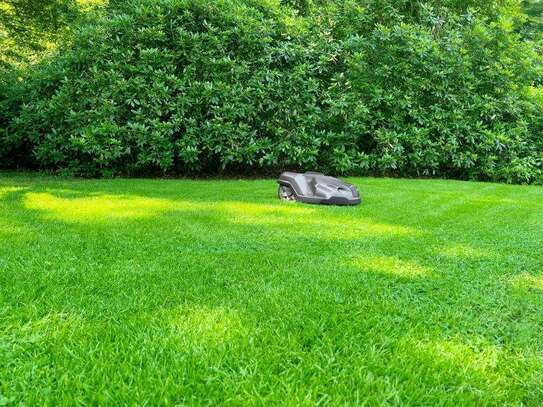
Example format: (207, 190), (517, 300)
(0, 176), (542, 404)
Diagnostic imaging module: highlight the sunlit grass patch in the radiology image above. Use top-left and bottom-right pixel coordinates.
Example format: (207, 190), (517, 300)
(437, 243), (493, 260)
(511, 273), (543, 291)
(0, 186), (26, 199)
(405, 337), (501, 373)
(0, 219), (30, 241)
(160, 305), (247, 347)
(23, 191), (316, 224)
(349, 255), (431, 278)
(24, 192), (178, 222)
(227, 204), (419, 238)
(3, 312), (86, 346)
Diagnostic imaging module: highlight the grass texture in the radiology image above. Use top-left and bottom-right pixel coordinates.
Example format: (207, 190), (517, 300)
(0, 172), (542, 405)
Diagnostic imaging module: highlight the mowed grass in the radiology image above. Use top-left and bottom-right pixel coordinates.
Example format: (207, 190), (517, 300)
(1, 172), (542, 405)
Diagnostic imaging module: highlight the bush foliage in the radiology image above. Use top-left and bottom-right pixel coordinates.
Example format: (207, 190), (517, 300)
(0, 0), (106, 71)
(1, 0), (542, 182)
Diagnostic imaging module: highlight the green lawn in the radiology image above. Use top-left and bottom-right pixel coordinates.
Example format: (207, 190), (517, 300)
(1, 172), (542, 405)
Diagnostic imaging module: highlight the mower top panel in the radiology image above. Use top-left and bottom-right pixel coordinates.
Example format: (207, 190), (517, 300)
(277, 171), (361, 206)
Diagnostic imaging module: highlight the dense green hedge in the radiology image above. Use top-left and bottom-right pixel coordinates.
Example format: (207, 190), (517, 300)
(1, 0), (542, 183)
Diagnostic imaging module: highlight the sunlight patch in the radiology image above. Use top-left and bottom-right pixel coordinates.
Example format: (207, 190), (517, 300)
(0, 220), (30, 241)
(511, 273), (543, 291)
(23, 191), (314, 224)
(24, 192), (179, 222)
(225, 203), (418, 238)
(5, 312), (85, 343)
(0, 186), (26, 200)
(76, 0), (107, 11)
(318, 220), (417, 239)
(23, 190), (421, 242)
(165, 305), (245, 346)
(350, 255), (431, 278)
(438, 244), (492, 259)
(404, 337), (501, 373)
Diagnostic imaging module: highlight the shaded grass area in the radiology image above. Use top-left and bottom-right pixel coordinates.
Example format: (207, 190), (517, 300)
(0, 172), (542, 405)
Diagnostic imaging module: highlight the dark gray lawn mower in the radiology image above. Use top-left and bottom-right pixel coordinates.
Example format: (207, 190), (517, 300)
(277, 171), (361, 206)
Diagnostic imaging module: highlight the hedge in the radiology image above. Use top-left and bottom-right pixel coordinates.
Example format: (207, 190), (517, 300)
(1, 0), (542, 183)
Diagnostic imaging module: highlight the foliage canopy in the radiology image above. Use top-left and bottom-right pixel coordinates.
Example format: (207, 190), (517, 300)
(1, 0), (542, 183)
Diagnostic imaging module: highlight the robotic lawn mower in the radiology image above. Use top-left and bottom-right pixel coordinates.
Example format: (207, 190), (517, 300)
(277, 171), (361, 206)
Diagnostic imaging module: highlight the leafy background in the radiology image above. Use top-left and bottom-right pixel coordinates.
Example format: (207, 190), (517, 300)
(1, 0), (542, 183)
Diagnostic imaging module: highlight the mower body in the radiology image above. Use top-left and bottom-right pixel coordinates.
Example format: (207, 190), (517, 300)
(277, 171), (361, 206)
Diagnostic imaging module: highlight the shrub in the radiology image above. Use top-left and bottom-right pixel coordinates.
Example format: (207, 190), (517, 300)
(0, 0), (107, 71)
(1, 0), (542, 183)
(2, 0), (331, 176)
(322, 5), (543, 182)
